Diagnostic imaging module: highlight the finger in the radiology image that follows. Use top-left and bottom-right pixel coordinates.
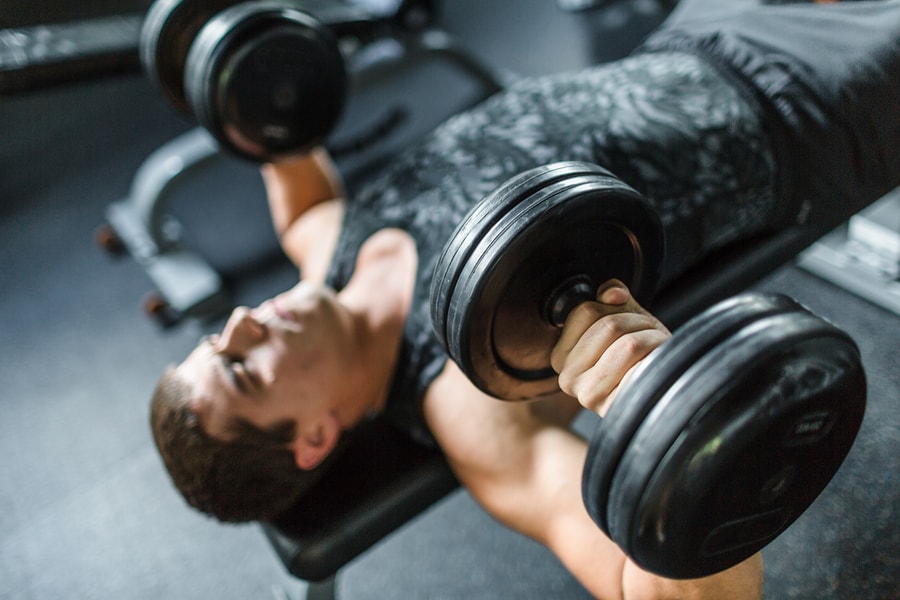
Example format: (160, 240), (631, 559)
(595, 278), (632, 307)
(600, 357), (646, 416)
(560, 327), (665, 400)
(595, 278), (663, 325)
(550, 279), (661, 366)
(550, 302), (661, 373)
(551, 310), (663, 376)
(560, 328), (669, 415)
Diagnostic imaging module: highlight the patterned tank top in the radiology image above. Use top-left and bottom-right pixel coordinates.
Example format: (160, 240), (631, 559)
(325, 50), (776, 445)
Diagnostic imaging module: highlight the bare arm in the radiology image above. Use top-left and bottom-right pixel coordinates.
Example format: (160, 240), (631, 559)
(260, 147), (344, 236)
(259, 148), (345, 281)
(424, 294), (762, 598)
(424, 368), (628, 596)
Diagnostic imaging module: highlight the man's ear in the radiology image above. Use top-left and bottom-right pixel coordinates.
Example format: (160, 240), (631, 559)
(291, 411), (341, 470)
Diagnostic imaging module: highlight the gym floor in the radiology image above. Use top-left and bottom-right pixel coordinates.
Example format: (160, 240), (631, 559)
(1, 1), (897, 598)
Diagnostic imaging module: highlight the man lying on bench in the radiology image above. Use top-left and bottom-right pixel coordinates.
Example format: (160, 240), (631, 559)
(148, 1), (899, 597)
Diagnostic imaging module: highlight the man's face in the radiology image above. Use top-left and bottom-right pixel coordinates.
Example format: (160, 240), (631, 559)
(175, 282), (348, 442)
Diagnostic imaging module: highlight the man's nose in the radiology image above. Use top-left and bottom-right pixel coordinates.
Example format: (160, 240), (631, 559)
(217, 306), (266, 353)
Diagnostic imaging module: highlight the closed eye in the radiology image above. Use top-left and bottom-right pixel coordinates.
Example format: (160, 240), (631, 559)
(228, 357), (263, 396)
(214, 352), (256, 396)
(202, 336), (260, 397)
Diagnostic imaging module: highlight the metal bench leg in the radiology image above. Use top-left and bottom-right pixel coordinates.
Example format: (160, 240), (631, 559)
(305, 575), (337, 600)
(104, 127), (231, 323)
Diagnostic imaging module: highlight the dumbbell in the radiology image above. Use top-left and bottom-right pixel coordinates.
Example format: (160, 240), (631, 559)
(430, 162), (866, 578)
(139, 0), (380, 161)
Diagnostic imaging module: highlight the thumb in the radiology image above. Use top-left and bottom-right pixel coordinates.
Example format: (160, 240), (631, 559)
(594, 278), (661, 326)
(596, 279), (631, 306)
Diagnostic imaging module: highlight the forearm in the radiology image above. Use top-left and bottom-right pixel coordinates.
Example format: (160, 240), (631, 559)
(522, 426), (763, 600)
(622, 554), (763, 600)
(259, 147), (344, 237)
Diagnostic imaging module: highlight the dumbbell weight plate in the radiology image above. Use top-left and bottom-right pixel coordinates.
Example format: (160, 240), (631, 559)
(184, 2), (347, 161)
(593, 295), (866, 579)
(432, 162), (620, 350)
(582, 293), (800, 535)
(139, 0), (243, 114)
(431, 162), (664, 400)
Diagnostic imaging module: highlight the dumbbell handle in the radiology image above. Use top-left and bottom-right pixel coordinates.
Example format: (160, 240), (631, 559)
(545, 276), (637, 328)
(544, 275), (596, 327)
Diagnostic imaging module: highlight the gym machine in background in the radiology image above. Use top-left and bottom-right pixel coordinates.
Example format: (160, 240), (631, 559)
(799, 190), (900, 317)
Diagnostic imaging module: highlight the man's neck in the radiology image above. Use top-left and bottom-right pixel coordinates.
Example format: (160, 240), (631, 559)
(336, 228), (418, 422)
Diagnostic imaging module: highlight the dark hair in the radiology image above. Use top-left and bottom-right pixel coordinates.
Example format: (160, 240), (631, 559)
(149, 367), (334, 522)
